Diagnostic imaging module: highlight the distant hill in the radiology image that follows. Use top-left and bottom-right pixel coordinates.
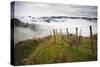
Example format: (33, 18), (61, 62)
(11, 18), (29, 27)
(11, 18), (39, 31)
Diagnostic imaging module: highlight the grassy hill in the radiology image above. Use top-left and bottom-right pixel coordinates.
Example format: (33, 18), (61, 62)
(14, 34), (97, 65)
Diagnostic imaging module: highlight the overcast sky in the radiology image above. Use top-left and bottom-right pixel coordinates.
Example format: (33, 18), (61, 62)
(11, 1), (97, 18)
(12, 1), (97, 43)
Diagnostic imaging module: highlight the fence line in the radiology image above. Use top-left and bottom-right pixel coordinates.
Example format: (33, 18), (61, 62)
(51, 26), (95, 54)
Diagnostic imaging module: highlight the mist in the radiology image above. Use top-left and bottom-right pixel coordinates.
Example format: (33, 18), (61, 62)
(11, 2), (97, 44)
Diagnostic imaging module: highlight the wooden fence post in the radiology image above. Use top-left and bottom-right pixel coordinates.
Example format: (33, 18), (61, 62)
(78, 29), (81, 45)
(60, 28), (65, 44)
(90, 26), (94, 55)
(60, 28), (62, 36)
(76, 27), (78, 50)
(53, 29), (57, 43)
(56, 29), (58, 42)
(66, 28), (69, 40)
(60, 28), (63, 42)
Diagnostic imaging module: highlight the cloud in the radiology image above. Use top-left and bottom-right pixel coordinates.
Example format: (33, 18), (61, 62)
(12, 1), (97, 18)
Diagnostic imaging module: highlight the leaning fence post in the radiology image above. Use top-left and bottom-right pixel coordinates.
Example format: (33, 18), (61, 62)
(90, 26), (94, 55)
(66, 28), (69, 40)
(76, 27), (78, 50)
(53, 29), (57, 43)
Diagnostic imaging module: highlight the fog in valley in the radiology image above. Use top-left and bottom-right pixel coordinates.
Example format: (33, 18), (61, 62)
(11, 1), (97, 44)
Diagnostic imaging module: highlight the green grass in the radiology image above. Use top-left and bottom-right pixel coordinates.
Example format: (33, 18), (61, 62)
(14, 34), (97, 65)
